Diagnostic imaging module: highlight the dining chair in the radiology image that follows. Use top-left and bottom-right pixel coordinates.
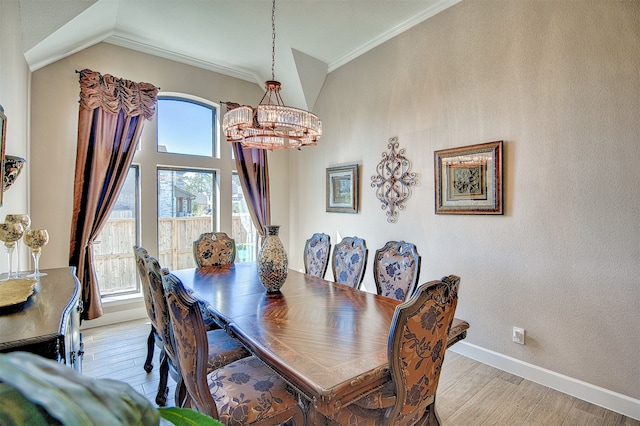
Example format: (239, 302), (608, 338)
(303, 233), (331, 278)
(193, 232), (236, 267)
(144, 255), (250, 407)
(373, 241), (421, 302)
(328, 276), (461, 426)
(331, 236), (368, 288)
(162, 271), (306, 425)
(133, 245), (158, 374)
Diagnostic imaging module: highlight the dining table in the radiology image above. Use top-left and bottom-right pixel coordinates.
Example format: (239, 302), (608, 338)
(173, 262), (468, 420)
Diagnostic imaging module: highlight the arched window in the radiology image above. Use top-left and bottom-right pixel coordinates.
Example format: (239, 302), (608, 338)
(95, 94), (255, 298)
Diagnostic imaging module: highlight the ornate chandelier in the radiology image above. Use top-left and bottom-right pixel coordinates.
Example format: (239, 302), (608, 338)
(222, 0), (322, 150)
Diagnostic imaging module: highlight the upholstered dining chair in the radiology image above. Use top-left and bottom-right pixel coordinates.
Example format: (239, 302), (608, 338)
(193, 232), (236, 267)
(328, 276), (461, 426)
(373, 241), (422, 302)
(303, 233), (331, 278)
(145, 255), (250, 407)
(133, 246), (159, 374)
(331, 236), (368, 289)
(162, 271), (306, 425)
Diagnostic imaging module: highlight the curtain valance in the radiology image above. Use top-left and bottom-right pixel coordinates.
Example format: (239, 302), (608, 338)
(77, 69), (158, 120)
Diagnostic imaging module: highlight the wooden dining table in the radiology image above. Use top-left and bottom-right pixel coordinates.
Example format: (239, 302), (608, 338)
(174, 262), (468, 419)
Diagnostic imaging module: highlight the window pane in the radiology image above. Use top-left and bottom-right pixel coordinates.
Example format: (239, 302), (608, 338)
(232, 172), (257, 263)
(158, 168), (217, 269)
(95, 166), (139, 296)
(157, 98), (214, 157)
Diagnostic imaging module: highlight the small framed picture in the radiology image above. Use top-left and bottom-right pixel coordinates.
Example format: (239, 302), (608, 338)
(326, 164), (359, 213)
(434, 141), (503, 215)
(0, 106), (6, 207)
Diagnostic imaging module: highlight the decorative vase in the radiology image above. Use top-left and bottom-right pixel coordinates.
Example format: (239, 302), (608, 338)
(257, 225), (288, 292)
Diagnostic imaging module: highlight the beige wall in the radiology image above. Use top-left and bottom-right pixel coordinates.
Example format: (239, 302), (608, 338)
(29, 43), (292, 270)
(289, 1), (640, 400)
(6, 0), (638, 413)
(0, 1), (30, 272)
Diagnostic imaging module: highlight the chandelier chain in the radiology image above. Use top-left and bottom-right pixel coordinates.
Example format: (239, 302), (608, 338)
(271, 0), (276, 81)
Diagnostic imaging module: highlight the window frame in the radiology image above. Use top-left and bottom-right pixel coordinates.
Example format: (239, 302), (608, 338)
(97, 93), (241, 300)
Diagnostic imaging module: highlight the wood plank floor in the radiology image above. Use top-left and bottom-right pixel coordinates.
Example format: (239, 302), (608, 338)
(81, 318), (638, 425)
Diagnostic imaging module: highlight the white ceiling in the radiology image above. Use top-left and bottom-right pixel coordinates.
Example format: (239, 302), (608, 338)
(19, 0), (460, 109)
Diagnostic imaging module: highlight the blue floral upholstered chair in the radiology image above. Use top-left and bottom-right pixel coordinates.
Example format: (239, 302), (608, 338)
(331, 236), (368, 289)
(162, 271), (305, 425)
(303, 233), (331, 278)
(327, 275), (461, 426)
(145, 255), (249, 407)
(193, 232), (236, 267)
(373, 241), (422, 302)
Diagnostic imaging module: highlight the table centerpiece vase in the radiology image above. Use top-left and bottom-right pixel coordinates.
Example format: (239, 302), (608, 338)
(257, 225), (288, 292)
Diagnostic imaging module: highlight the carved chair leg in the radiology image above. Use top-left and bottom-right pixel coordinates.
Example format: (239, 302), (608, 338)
(174, 378), (188, 408)
(143, 325), (155, 373)
(423, 400), (441, 426)
(155, 349), (170, 406)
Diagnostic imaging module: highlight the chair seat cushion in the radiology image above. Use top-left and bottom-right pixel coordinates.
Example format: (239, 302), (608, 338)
(207, 356), (301, 425)
(205, 329), (250, 371)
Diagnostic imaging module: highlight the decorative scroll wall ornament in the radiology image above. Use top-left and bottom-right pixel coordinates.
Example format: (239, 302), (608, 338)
(371, 137), (418, 223)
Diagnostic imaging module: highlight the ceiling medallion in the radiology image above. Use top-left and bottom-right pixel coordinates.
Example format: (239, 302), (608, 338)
(371, 137), (418, 223)
(222, 0), (322, 150)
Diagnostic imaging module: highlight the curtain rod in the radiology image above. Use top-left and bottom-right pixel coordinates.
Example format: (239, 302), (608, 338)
(75, 70), (161, 90)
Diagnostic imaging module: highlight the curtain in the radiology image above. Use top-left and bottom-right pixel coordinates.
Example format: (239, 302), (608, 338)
(232, 143), (271, 244)
(69, 69), (158, 321)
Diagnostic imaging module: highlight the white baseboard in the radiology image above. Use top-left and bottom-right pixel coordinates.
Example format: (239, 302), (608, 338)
(450, 342), (640, 421)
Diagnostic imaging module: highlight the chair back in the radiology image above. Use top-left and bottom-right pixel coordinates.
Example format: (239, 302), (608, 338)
(162, 271), (220, 419)
(373, 241), (421, 301)
(386, 276), (460, 424)
(303, 233), (331, 278)
(133, 246), (156, 328)
(144, 256), (178, 366)
(331, 236), (368, 288)
(193, 232), (236, 267)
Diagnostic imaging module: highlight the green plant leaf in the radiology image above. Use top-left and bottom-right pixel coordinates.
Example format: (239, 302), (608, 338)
(0, 352), (159, 426)
(158, 407), (223, 426)
(0, 384), (54, 426)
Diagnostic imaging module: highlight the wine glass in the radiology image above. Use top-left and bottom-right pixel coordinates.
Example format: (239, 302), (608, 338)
(6, 214), (31, 276)
(24, 229), (49, 278)
(0, 222), (25, 280)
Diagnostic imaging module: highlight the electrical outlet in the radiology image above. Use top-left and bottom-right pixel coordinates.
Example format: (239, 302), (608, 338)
(512, 327), (525, 345)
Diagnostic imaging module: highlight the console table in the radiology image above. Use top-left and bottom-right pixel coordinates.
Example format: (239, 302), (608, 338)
(0, 267), (83, 371)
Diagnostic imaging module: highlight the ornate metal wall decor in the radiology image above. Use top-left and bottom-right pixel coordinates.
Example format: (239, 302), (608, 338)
(371, 137), (418, 223)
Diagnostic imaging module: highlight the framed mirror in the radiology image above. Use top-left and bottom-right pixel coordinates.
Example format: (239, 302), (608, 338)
(0, 105), (6, 207)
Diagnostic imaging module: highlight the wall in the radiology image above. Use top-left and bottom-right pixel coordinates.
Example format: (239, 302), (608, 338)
(29, 42), (292, 271)
(0, 1), (30, 272)
(289, 0), (640, 406)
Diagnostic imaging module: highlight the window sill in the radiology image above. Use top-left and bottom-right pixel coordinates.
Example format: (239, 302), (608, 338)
(101, 292), (144, 306)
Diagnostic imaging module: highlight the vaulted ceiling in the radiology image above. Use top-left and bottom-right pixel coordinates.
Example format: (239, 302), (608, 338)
(19, 0), (460, 109)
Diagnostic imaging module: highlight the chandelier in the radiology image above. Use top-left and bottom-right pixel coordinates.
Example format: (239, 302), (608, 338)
(222, 0), (322, 150)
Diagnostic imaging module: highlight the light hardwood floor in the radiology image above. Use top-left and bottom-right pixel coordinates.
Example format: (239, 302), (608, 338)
(81, 318), (638, 426)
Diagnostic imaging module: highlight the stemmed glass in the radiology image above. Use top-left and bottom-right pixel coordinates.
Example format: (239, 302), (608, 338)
(0, 222), (25, 280)
(5, 214), (31, 276)
(24, 229), (49, 278)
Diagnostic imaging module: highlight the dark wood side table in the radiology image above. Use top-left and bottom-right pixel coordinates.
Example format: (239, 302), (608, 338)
(0, 267), (83, 372)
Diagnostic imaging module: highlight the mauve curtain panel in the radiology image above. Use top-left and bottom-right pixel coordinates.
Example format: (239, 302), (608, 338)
(232, 142), (271, 243)
(69, 69), (158, 321)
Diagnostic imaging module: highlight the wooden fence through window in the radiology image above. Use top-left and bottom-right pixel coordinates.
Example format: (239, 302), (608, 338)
(94, 216), (253, 296)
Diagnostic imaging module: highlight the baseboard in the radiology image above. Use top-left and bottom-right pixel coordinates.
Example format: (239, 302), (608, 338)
(450, 342), (640, 421)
